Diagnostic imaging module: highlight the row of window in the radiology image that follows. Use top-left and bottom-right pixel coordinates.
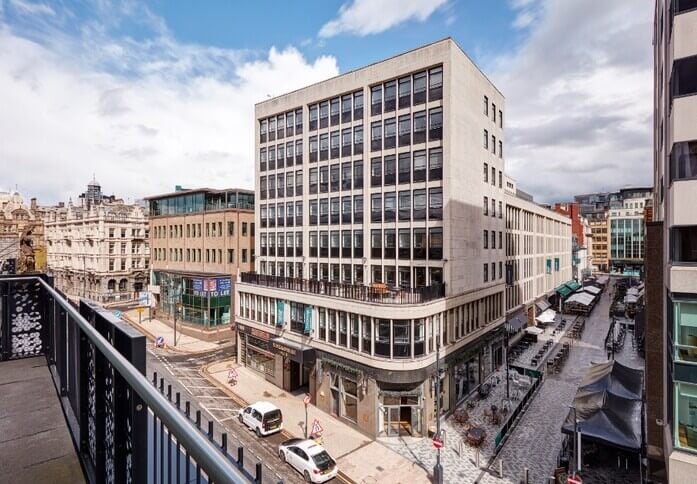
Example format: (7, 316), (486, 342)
(483, 129), (503, 157)
(153, 222), (251, 239)
(152, 247), (250, 264)
(308, 91), (364, 131)
(238, 289), (503, 360)
(368, 108), (442, 152)
(483, 230), (504, 250)
(259, 225), (444, 261)
(483, 196), (503, 218)
(483, 95), (503, 128)
(369, 66), (443, 116)
(483, 163), (503, 188)
(259, 140), (303, 171)
(260, 108), (303, 144)
(483, 261), (505, 283)
(260, 171), (303, 200)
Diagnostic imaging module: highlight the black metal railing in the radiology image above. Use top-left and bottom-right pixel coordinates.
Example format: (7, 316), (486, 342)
(0, 275), (260, 484)
(240, 272), (446, 304)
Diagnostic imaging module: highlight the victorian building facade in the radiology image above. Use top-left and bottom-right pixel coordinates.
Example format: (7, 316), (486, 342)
(45, 181), (149, 303)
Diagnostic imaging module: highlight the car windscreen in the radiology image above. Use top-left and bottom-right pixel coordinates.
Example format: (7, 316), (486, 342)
(311, 451), (335, 470)
(262, 409), (282, 423)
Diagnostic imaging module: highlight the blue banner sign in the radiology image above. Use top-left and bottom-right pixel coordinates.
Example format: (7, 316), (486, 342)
(276, 301), (285, 327)
(304, 306), (313, 334)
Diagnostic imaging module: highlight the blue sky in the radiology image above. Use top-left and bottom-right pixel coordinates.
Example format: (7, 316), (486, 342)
(0, 0), (654, 204)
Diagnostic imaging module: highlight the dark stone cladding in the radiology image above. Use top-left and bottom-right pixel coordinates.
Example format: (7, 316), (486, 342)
(644, 221), (665, 470)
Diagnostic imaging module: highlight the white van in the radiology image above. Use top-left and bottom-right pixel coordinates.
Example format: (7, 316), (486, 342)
(239, 401), (283, 437)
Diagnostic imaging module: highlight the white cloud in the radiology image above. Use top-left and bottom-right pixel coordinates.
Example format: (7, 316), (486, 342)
(319, 0), (447, 38)
(0, 9), (338, 204)
(8, 0), (54, 16)
(493, 0), (654, 202)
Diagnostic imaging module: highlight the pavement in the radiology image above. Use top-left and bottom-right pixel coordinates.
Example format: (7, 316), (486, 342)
(203, 360), (430, 484)
(121, 309), (224, 354)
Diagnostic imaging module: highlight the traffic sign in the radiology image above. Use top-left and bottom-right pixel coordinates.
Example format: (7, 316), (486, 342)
(432, 437), (443, 449)
(303, 394), (311, 406)
(568, 475), (583, 484)
(310, 418), (323, 436)
(136, 307), (144, 313)
(113, 310), (122, 319)
(155, 336), (165, 347)
(228, 368), (238, 379)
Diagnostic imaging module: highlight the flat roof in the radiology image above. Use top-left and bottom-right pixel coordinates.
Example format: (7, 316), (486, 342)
(255, 37), (503, 108)
(145, 187), (254, 201)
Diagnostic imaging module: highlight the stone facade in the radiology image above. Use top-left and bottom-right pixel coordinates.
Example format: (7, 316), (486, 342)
(44, 183), (149, 303)
(0, 191), (47, 269)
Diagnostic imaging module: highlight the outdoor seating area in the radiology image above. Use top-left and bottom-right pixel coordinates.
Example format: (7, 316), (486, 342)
(546, 342), (571, 374)
(568, 318), (586, 340)
(508, 316), (576, 371)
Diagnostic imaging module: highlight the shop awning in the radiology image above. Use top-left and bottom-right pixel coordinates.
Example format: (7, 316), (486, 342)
(535, 299), (551, 312)
(506, 310), (528, 331)
(524, 326), (544, 336)
(583, 285), (602, 295)
(566, 292), (595, 307)
(555, 284), (573, 298)
(271, 337), (316, 364)
(536, 308), (557, 324)
(565, 280), (582, 292)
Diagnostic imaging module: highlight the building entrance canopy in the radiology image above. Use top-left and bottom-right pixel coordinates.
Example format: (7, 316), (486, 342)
(270, 337), (316, 364)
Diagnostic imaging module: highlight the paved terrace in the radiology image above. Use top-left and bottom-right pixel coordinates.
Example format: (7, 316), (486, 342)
(0, 357), (84, 483)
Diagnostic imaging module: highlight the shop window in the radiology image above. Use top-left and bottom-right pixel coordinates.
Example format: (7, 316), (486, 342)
(361, 316), (371, 354)
(675, 381), (697, 453)
(375, 320), (391, 356)
(393, 320), (411, 358)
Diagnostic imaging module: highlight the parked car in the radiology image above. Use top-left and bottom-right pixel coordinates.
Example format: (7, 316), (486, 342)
(238, 401), (283, 437)
(278, 438), (338, 483)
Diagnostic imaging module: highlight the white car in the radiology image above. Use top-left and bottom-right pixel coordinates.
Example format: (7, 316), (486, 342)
(238, 401), (283, 437)
(278, 438), (338, 483)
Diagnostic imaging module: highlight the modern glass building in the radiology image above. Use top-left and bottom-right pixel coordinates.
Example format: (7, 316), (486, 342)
(147, 187), (255, 331)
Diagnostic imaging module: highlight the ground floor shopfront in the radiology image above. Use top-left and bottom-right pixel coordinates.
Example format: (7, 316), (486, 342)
(151, 270), (232, 327)
(236, 322), (316, 393)
(234, 326), (506, 439)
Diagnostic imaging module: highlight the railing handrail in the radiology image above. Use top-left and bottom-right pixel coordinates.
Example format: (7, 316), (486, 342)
(2, 275), (248, 484)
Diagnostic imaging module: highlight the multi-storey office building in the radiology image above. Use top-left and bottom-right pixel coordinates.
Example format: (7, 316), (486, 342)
(147, 187), (255, 328)
(504, 178), (573, 329)
(236, 39), (507, 438)
(590, 215), (609, 272)
(45, 181), (149, 303)
(608, 193), (652, 275)
(648, 1), (697, 482)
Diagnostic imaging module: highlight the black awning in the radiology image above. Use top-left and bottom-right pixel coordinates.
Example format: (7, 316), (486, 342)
(507, 309), (528, 331)
(270, 337), (316, 364)
(535, 299), (551, 312)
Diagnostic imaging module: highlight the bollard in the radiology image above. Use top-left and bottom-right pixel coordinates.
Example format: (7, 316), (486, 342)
(196, 410), (201, 428)
(185, 401), (190, 418)
(152, 371), (157, 385)
(499, 459), (503, 478)
(222, 433), (228, 453)
(255, 462), (263, 483)
(523, 467), (529, 484)
(208, 421), (214, 440)
(167, 384), (172, 401)
(237, 446), (244, 468)
(175, 392), (180, 409)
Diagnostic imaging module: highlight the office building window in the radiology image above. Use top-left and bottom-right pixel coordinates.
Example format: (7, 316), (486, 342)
(429, 227), (443, 260)
(399, 229), (410, 260)
(384, 192), (396, 222)
(429, 188), (443, 219)
(429, 66), (443, 101)
(398, 152), (411, 184)
(371, 193), (382, 222)
(371, 85), (382, 116)
(429, 107), (442, 140)
(414, 71), (427, 104)
(399, 190), (411, 221)
(413, 111), (427, 144)
(371, 229), (382, 258)
(398, 77), (411, 108)
(384, 117), (396, 149)
(413, 150), (427, 182)
(371, 121), (382, 152)
(429, 148), (443, 180)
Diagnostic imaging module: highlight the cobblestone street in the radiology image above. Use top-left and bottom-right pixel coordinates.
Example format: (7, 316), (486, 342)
(378, 287), (644, 484)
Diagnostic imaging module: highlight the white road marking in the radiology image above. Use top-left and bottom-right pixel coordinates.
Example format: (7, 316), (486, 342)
(200, 403), (223, 425)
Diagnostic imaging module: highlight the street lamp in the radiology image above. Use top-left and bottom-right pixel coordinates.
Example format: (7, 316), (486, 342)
(433, 340), (444, 484)
(504, 322), (511, 400)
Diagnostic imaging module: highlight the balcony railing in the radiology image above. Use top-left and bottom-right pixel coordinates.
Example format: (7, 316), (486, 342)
(240, 272), (445, 304)
(0, 275), (264, 484)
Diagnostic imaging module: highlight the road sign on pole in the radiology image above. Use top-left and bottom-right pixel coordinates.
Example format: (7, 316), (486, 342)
(228, 368), (238, 381)
(568, 475), (583, 484)
(432, 437), (443, 449)
(310, 418), (323, 436)
(303, 394), (311, 406)
(155, 336), (165, 348)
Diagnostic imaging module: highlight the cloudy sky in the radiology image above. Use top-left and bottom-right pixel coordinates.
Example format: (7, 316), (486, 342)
(0, 0), (654, 205)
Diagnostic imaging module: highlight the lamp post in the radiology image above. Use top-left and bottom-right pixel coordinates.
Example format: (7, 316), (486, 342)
(504, 322), (511, 400)
(433, 340), (443, 484)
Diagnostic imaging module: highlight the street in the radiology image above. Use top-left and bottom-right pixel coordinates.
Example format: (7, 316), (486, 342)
(145, 344), (305, 484)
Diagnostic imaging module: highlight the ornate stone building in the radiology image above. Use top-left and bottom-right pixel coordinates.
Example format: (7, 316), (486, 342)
(0, 191), (47, 269)
(45, 181), (150, 303)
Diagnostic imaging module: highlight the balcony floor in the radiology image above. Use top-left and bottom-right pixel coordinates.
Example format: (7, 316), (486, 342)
(0, 357), (85, 483)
